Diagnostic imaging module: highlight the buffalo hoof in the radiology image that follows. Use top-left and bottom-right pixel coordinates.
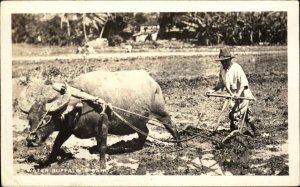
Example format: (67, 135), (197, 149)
(89, 139), (144, 155)
(36, 159), (53, 168)
(57, 149), (71, 157)
(88, 146), (99, 154)
(57, 153), (74, 164)
(107, 146), (142, 155)
(57, 151), (73, 159)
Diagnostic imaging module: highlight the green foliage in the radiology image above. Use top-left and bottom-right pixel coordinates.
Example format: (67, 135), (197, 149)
(12, 14), (40, 44)
(158, 12), (287, 45)
(41, 16), (69, 46)
(108, 35), (124, 46)
(12, 14), (75, 46)
(12, 12), (287, 46)
(134, 13), (148, 25)
(42, 65), (61, 78)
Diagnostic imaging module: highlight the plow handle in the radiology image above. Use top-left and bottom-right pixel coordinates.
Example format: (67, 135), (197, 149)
(206, 93), (256, 101)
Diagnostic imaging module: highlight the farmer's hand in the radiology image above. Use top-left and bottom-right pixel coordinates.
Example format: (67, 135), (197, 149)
(232, 93), (242, 101)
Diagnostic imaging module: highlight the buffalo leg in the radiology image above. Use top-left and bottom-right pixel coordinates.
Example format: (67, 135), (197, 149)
(96, 114), (109, 169)
(40, 130), (72, 166)
(136, 125), (149, 149)
(107, 125), (149, 154)
(154, 111), (182, 147)
(112, 125), (149, 152)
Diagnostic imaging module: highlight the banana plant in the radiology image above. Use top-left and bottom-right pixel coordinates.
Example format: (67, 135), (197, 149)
(81, 13), (111, 42)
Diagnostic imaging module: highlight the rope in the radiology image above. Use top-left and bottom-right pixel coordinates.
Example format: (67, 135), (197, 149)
(112, 109), (221, 144)
(68, 93), (221, 143)
(30, 102), (54, 134)
(112, 105), (213, 134)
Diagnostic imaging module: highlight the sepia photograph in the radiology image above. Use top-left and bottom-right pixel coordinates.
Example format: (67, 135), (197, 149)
(1, 1), (299, 186)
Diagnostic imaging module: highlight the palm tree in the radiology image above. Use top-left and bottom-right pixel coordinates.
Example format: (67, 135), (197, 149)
(82, 13), (89, 41)
(81, 13), (111, 42)
(94, 13), (110, 38)
(59, 13), (71, 37)
(173, 12), (211, 44)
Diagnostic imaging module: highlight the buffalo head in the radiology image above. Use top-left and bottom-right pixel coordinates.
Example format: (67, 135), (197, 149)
(19, 83), (71, 147)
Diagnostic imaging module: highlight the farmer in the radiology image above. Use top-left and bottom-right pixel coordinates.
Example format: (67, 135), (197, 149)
(206, 48), (257, 137)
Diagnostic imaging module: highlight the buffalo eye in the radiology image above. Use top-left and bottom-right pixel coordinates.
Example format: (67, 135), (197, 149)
(43, 115), (52, 125)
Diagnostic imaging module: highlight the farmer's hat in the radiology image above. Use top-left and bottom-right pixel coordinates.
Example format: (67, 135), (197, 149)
(215, 48), (235, 61)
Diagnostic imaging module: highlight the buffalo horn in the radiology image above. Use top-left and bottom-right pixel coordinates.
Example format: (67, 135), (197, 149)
(45, 82), (71, 112)
(18, 86), (35, 113)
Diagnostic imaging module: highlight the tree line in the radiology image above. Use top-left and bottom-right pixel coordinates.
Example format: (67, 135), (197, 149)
(12, 12), (287, 46)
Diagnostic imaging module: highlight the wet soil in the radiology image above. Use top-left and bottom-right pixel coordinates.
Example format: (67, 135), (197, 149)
(12, 49), (288, 175)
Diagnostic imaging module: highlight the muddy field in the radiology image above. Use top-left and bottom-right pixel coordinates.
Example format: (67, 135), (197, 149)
(12, 47), (288, 175)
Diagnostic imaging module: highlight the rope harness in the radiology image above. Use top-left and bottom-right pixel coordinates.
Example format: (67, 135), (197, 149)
(78, 98), (221, 144)
(45, 84), (256, 146)
(111, 106), (221, 143)
(29, 103), (54, 135)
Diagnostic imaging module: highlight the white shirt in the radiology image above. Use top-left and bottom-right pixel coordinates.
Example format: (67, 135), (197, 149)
(216, 62), (253, 98)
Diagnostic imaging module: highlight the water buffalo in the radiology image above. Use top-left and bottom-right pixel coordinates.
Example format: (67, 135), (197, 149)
(20, 70), (181, 168)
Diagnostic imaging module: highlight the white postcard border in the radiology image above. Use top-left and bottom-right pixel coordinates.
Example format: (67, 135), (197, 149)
(1, 1), (299, 186)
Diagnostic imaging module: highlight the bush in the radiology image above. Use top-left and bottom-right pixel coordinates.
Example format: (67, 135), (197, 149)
(42, 66), (61, 78)
(108, 35), (124, 46)
(12, 12), (287, 46)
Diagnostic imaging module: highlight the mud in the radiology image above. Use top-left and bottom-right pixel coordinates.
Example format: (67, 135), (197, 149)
(12, 50), (288, 175)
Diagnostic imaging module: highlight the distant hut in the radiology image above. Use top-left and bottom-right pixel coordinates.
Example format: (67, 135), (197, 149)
(133, 24), (160, 42)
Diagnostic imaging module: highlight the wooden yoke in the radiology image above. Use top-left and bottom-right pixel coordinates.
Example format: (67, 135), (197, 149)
(53, 82), (109, 120)
(52, 83), (105, 104)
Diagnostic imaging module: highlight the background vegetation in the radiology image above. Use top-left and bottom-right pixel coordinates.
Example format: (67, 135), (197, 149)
(12, 12), (287, 47)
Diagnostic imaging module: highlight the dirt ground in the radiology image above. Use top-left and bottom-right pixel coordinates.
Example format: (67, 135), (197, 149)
(12, 46), (288, 175)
